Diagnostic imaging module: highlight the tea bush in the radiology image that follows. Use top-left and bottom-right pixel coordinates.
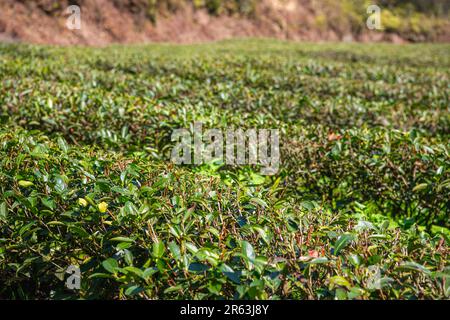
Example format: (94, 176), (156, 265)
(0, 40), (448, 299)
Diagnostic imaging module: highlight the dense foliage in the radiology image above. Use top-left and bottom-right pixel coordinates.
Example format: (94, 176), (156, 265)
(0, 40), (449, 299)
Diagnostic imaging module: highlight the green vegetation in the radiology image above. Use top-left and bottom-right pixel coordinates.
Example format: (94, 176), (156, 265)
(0, 40), (449, 299)
(313, 0), (449, 41)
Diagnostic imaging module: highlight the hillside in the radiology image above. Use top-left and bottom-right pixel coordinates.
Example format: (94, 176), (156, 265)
(0, 0), (449, 45)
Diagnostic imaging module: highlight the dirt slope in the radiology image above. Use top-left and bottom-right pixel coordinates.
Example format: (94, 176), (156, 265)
(0, 0), (448, 45)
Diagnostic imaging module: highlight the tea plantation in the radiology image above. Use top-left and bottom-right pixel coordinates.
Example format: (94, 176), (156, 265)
(0, 40), (448, 299)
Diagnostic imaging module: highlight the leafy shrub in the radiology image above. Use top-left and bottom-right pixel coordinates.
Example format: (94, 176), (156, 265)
(0, 40), (448, 299)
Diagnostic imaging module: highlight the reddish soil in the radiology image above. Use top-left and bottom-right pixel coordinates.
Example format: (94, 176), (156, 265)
(0, 0), (447, 46)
